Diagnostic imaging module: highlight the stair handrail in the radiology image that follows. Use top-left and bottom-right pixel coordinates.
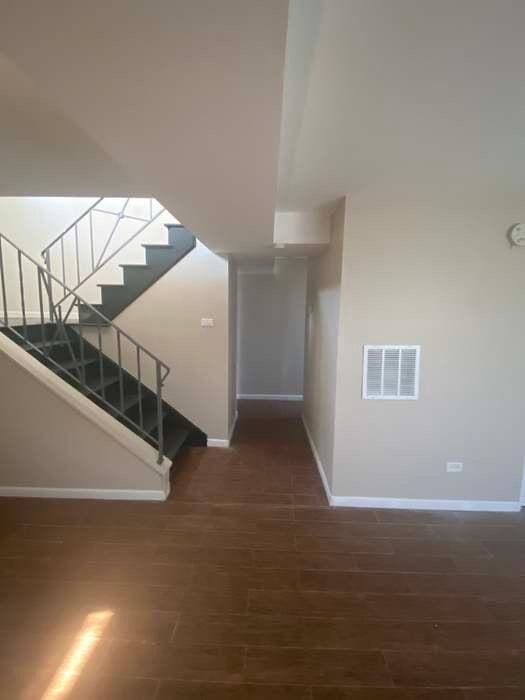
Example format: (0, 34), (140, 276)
(0, 230), (170, 464)
(41, 197), (165, 307)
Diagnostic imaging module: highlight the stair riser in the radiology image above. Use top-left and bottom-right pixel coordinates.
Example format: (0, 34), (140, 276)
(144, 248), (190, 268)
(121, 267), (160, 290)
(166, 226), (196, 249)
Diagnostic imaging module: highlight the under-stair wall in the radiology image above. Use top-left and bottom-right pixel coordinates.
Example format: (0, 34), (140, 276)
(0, 197), (235, 444)
(0, 332), (170, 499)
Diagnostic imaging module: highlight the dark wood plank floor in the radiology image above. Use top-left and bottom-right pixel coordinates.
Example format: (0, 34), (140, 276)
(0, 400), (524, 698)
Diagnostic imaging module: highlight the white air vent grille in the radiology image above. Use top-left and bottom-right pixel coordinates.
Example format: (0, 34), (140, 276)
(362, 345), (420, 400)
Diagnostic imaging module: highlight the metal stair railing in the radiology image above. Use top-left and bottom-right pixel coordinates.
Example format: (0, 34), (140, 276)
(0, 231), (169, 464)
(41, 197), (165, 307)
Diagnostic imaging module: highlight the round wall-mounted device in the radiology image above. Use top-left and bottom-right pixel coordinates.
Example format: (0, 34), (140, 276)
(508, 223), (525, 247)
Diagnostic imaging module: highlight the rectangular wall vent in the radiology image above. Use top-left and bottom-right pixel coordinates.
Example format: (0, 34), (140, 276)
(362, 345), (420, 400)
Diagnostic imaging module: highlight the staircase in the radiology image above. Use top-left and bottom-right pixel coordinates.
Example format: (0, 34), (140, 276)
(79, 224), (195, 324)
(41, 198), (197, 324)
(0, 227), (206, 467)
(2, 322), (205, 460)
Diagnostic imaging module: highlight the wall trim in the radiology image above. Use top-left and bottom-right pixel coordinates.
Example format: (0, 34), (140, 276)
(301, 415), (332, 505)
(208, 410), (239, 448)
(0, 486), (169, 501)
(301, 415), (521, 513)
(330, 495), (521, 512)
(207, 438), (230, 448)
(237, 394), (303, 401)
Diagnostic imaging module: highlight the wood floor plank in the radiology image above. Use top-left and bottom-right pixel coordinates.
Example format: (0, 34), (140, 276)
(0, 400), (522, 694)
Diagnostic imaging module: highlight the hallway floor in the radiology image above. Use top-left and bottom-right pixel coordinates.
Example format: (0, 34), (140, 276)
(0, 400), (524, 698)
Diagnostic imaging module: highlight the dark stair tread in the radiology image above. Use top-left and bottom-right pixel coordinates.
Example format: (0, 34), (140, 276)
(77, 303), (110, 326)
(108, 393), (142, 413)
(119, 263), (151, 270)
(59, 357), (99, 371)
(78, 303), (105, 313)
(141, 406), (169, 435)
(164, 429), (189, 460)
(141, 243), (174, 250)
(22, 338), (71, 351)
(84, 373), (120, 393)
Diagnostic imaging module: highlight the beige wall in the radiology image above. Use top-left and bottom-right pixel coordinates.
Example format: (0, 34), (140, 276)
(331, 187), (525, 504)
(237, 258), (307, 397)
(0, 197), (97, 320)
(303, 199), (345, 488)
(0, 196), (97, 258)
(0, 338), (167, 495)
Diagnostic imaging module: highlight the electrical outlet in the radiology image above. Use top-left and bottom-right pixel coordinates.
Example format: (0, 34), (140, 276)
(446, 462), (463, 473)
(200, 318), (214, 327)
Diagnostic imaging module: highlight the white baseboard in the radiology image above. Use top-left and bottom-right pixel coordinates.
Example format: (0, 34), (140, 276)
(330, 495), (521, 512)
(301, 415), (521, 513)
(207, 438), (229, 448)
(301, 415), (332, 504)
(207, 410), (239, 449)
(237, 394), (303, 401)
(0, 486), (168, 501)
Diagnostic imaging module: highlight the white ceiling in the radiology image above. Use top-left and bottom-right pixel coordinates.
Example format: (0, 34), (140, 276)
(278, 0), (525, 210)
(0, 1), (288, 254)
(2, 1), (524, 255)
(0, 54), (136, 196)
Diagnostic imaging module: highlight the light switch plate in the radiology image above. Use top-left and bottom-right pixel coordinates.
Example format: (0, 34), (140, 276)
(200, 318), (214, 327)
(446, 462), (463, 473)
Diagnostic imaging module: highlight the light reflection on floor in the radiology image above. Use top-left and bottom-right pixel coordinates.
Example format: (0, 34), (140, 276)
(41, 610), (113, 699)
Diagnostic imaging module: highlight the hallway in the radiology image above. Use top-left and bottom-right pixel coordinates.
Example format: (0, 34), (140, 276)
(0, 401), (524, 698)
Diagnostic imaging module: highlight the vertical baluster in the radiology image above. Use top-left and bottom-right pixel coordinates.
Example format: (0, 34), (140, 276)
(0, 236), (8, 326)
(18, 251), (27, 340)
(37, 270), (47, 355)
(89, 210), (95, 272)
(60, 237), (66, 287)
(156, 362), (164, 464)
(45, 250), (54, 322)
(117, 331), (124, 413)
(137, 347), (143, 430)
(97, 324), (105, 401)
(75, 224), (80, 286)
(77, 299), (86, 385)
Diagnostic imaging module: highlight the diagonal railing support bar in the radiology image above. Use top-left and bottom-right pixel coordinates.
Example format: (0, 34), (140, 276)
(48, 198), (165, 308)
(95, 197), (130, 269)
